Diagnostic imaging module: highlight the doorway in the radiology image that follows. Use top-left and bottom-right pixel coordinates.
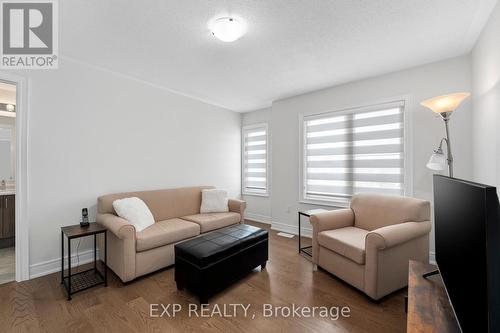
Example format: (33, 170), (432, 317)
(0, 73), (28, 282)
(0, 81), (16, 284)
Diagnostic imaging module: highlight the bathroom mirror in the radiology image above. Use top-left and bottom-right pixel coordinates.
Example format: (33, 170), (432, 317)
(0, 126), (14, 182)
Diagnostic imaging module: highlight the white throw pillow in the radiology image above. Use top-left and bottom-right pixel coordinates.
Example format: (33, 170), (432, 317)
(112, 197), (155, 232)
(200, 189), (229, 213)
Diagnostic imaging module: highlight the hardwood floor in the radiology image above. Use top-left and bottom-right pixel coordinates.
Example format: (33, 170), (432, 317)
(0, 221), (406, 333)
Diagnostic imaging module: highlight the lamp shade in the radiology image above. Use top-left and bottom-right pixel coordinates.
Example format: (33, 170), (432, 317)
(421, 92), (470, 113)
(426, 151), (447, 171)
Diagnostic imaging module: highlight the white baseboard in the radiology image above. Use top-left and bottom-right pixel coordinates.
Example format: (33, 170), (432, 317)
(29, 248), (100, 279)
(271, 221), (312, 238)
(245, 213), (272, 224)
(429, 251), (436, 265)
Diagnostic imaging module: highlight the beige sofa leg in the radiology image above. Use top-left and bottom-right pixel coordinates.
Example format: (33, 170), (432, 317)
(313, 264), (318, 271)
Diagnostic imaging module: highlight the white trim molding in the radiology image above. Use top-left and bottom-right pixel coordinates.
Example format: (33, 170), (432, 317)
(244, 212), (272, 224)
(30, 249), (100, 279)
(271, 221), (312, 238)
(0, 72), (30, 282)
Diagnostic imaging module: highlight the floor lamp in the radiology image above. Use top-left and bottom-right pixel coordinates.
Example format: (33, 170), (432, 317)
(421, 92), (470, 178)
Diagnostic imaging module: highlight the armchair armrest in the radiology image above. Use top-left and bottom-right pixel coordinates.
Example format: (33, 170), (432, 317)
(97, 213), (136, 240)
(364, 220), (431, 299)
(309, 209), (354, 233)
(366, 221), (431, 250)
(228, 198), (246, 222)
(310, 209), (354, 264)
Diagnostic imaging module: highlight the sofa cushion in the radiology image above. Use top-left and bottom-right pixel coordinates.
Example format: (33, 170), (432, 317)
(200, 189), (229, 213)
(98, 186), (215, 222)
(317, 227), (369, 265)
(181, 212), (241, 233)
(112, 197), (155, 232)
(136, 218), (200, 252)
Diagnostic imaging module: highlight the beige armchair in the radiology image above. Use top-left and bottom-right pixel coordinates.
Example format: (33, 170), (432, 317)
(310, 193), (431, 300)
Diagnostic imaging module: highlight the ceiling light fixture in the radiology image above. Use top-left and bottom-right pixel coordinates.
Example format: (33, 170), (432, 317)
(210, 17), (247, 42)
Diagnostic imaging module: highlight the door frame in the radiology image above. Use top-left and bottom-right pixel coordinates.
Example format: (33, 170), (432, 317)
(0, 72), (29, 281)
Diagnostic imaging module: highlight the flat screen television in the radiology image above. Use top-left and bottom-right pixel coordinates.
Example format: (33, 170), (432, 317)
(433, 175), (500, 333)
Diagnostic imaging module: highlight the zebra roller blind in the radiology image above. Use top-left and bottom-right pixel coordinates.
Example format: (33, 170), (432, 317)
(303, 101), (405, 204)
(243, 124), (268, 195)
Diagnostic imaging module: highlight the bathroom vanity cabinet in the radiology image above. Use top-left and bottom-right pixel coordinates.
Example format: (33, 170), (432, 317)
(0, 194), (15, 239)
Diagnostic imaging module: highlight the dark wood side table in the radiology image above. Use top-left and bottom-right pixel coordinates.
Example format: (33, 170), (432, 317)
(298, 209), (329, 257)
(61, 223), (107, 300)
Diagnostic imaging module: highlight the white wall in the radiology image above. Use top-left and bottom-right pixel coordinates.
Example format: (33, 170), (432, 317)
(3, 57), (242, 278)
(472, 1), (500, 194)
(241, 108), (272, 223)
(244, 55), (473, 256)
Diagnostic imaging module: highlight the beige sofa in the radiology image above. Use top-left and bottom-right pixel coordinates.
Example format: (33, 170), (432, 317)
(97, 186), (246, 282)
(310, 193), (431, 300)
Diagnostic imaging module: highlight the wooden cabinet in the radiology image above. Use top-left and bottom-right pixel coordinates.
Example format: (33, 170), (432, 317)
(0, 195), (15, 239)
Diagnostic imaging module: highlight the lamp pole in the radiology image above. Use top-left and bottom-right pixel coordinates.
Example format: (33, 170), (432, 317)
(441, 112), (453, 177)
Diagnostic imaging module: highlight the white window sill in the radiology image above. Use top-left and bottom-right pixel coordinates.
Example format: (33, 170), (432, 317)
(300, 198), (350, 209)
(243, 192), (270, 198)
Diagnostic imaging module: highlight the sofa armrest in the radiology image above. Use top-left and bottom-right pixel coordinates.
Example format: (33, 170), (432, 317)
(365, 221), (431, 250)
(97, 213), (136, 240)
(310, 209), (354, 264)
(96, 213), (137, 282)
(310, 209), (354, 233)
(228, 199), (246, 222)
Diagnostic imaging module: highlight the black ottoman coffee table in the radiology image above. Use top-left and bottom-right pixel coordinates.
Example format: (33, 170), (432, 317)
(175, 224), (268, 303)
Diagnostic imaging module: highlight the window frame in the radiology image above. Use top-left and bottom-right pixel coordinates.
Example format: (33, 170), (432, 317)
(299, 98), (413, 207)
(242, 123), (270, 197)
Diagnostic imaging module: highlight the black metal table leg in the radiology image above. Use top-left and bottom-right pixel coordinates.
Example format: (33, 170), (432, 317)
(67, 237), (72, 300)
(298, 212), (301, 253)
(298, 211), (314, 258)
(94, 233), (97, 271)
(104, 231), (107, 287)
(61, 231), (64, 284)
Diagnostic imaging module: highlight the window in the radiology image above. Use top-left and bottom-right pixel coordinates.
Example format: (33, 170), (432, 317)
(301, 101), (406, 205)
(242, 123), (269, 196)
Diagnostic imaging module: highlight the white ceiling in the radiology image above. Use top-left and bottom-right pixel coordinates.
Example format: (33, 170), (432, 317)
(61, 0), (498, 112)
